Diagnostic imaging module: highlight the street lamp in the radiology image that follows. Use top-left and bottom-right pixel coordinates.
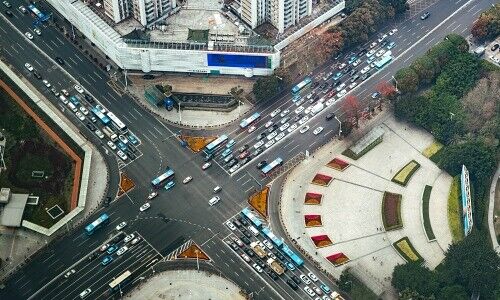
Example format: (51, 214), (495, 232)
(391, 76), (398, 92)
(333, 115), (342, 138)
(178, 102), (182, 124)
(238, 100), (242, 117)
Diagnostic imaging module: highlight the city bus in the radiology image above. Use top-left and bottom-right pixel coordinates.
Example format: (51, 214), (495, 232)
(151, 169), (175, 188)
(106, 112), (128, 134)
(374, 51), (392, 69)
(261, 157), (283, 176)
(84, 213), (110, 235)
(291, 77), (312, 95)
(204, 134), (228, 155)
(109, 270), (132, 292)
(239, 112), (261, 130)
(91, 107), (111, 125)
(28, 4), (50, 22)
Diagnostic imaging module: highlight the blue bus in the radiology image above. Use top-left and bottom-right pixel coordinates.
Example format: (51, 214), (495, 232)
(151, 169), (175, 188)
(291, 77), (312, 94)
(375, 51), (392, 69)
(239, 112), (261, 129)
(91, 107), (111, 125)
(241, 207), (263, 228)
(85, 213), (110, 235)
(28, 4), (50, 22)
(204, 134), (228, 154)
(281, 243), (304, 267)
(261, 157), (283, 176)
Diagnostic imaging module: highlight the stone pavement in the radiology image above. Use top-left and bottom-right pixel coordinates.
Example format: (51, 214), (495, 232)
(488, 165), (500, 255)
(125, 270), (245, 300)
(278, 113), (452, 299)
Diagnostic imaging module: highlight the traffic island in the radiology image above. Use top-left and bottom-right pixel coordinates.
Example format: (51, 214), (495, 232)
(181, 135), (217, 153)
(117, 172), (135, 196)
(176, 244), (210, 261)
(248, 186), (269, 218)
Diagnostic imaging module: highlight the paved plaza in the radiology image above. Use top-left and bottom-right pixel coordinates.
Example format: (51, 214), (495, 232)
(280, 114), (453, 298)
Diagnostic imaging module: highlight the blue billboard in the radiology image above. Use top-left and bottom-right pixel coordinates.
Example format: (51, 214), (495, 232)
(207, 54), (269, 68)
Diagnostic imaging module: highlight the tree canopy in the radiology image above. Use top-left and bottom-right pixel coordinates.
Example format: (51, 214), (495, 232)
(252, 76), (281, 103)
(471, 4), (500, 42)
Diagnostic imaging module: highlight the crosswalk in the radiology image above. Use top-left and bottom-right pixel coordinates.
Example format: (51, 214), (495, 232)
(164, 239), (194, 261)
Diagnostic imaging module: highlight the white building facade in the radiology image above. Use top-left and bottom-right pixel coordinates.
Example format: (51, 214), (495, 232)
(104, 0), (177, 26)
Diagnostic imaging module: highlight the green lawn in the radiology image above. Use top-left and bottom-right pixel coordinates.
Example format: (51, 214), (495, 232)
(348, 273), (378, 300)
(448, 176), (464, 243)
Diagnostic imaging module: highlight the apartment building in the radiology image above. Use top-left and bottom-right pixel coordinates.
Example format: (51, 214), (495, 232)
(104, 0), (177, 26)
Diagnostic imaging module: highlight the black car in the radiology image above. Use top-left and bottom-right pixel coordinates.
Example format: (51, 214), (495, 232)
(240, 236), (251, 245)
(350, 74), (359, 83)
(87, 252), (99, 261)
(268, 271), (278, 280)
(229, 242), (239, 251)
(238, 144), (249, 153)
(380, 40), (388, 48)
(84, 93), (95, 104)
(360, 72), (370, 81)
(85, 122), (96, 131)
(358, 49), (367, 56)
(287, 279), (298, 290)
(343, 66), (352, 75)
(241, 156), (252, 165)
(142, 74), (155, 80)
(55, 57), (65, 65)
(267, 125), (277, 133)
(333, 81), (341, 87)
(257, 160), (267, 169)
(5, 9), (13, 16)
(244, 247), (254, 257)
(227, 159), (238, 168)
(33, 70), (42, 79)
(256, 132), (267, 141)
(311, 81), (319, 88)
(126, 151), (136, 160)
(112, 232), (126, 243)
(291, 275), (302, 285)
(241, 228), (252, 238)
(203, 154), (213, 162)
(292, 113), (303, 123)
(491, 43), (499, 51)
(238, 216), (249, 226)
(256, 259), (266, 268)
(276, 252), (285, 260)
(326, 113), (334, 121)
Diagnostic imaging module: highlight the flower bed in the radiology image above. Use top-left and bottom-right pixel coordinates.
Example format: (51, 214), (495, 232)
(392, 160), (421, 186)
(248, 186), (269, 218)
(304, 215), (323, 227)
(326, 157), (350, 171)
(304, 192), (323, 205)
(422, 185), (436, 241)
(311, 235), (333, 248)
(177, 244), (210, 260)
(382, 192), (403, 231)
(393, 237), (423, 263)
(118, 172), (135, 196)
(180, 135), (217, 153)
(311, 173), (333, 186)
(422, 141), (443, 158)
(326, 252), (350, 266)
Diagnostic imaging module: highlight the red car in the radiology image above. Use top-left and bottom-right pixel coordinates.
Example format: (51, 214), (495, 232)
(239, 151), (249, 159)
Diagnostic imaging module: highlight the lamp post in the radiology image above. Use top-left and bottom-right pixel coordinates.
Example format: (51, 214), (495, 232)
(195, 249), (199, 272)
(178, 102), (182, 124)
(391, 76), (398, 92)
(334, 115), (342, 138)
(238, 100), (242, 117)
(124, 69), (128, 88)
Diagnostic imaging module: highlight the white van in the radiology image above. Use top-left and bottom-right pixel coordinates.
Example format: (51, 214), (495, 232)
(67, 102), (78, 113)
(79, 288), (91, 299)
(213, 186), (222, 193)
(248, 225), (259, 236)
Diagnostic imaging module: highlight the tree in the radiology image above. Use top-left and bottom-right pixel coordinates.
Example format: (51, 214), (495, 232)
(394, 67), (419, 94)
(342, 95), (361, 127)
(393, 94), (426, 122)
(411, 55), (438, 85)
(437, 285), (468, 300)
(252, 76), (281, 103)
(375, 81), (397, 99)
(471, 4), (500, 42)
(392, 262), (439, 298)
(338, 269), (353, 292)
(439, 231), (500, 299)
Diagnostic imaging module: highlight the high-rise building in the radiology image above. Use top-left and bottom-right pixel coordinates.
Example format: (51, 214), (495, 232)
(238, 0), (312, 33)
(104, 0), (177, 26)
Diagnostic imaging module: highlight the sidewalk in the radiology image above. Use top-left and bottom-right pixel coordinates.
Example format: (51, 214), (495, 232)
(488, 165), (500, 255)
(125, 270), (245, 300)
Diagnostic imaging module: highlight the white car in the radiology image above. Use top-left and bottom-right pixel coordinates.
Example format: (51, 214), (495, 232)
(370, 42), (378, 48)
(24, 32), (33, 40)
(275, 132), (285, 141)
(107, 141), (116, 150)
(95, 129), (104, 138)
(59, 95), (68, 105)
(202, 162), (211, 170)
(61, 89), (70, 97)
(75, 112), (85, 121)
(304, 106), (313, 115)
(287, 123), (298, 133)
(116, 246), (128, 256)
(241, 253), (251, 263)
(389, 28), (398, 35)
(279, 123), (290, 132)
(124, 234), (135, 243)
(247, 125), (256, 133)
(307, 272), (319, 282)
(264, 121), (273, 128)
(252, 263), (263, 273)
(264, 139), (275, 148)
(183, 176), (193, 184)
(352, 59), (362, 67)
(118, 134), (128, 144)
(254, 140), (265, 149)
(299, 116), (309, 125)
(337, 89), (347, 98)
(300, 274), (312, 285)
(360, 66), (371, 74)
(366, 49), (376, 57)
(63, 269), (76, 279)
(378, 34), (388, 43)
(267, 131), (278, 140)
(336, 83), (346, 92)
(338, 63), (347, 69)
(270, 108), (281, 118)
(299, 126), (309, 134)
(262, 240), (274, 250)
(116, 222), (127, 231)
(33, 27), (41, 36)
(226, 221), (236, 231)
(131, 237), (141, 245)
(229, 163), (241, 173)
(147, 192), (158, 200)
(325, 98), (336, 107)
(304, 286), (316, 297)
(117, 150), (128, 161)
(79, 106), (89, 115)
(294, 106), (304, 114)
(139, 203), (150, 211)
(74, 84), (84, 94)
(42, 80), (51, 88)
(24, 63), (33, 72)
(280, 109), (290, 117)
(209, 196), (220, 206)
(313, 127), (324, 135)
(348, 82), (358, 89)
(376, 49), (386, 57)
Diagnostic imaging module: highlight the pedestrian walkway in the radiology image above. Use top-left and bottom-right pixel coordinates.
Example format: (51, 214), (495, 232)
(488, 165), (500, 255)
(125, 270), (245, 300)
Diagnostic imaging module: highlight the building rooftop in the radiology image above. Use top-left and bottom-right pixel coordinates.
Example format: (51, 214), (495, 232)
(1, 193), (29, 227)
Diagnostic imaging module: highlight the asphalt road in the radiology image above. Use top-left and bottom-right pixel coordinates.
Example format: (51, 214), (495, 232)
(0, 0), (495, 299)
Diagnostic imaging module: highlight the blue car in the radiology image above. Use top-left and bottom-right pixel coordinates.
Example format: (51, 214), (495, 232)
(127, 133), (139, 145)
(320, 284), (332, 294)
(101, 255), (113, 266)
(226, 139), (236, 149)
(332, 72), (343, 81)
(165, 181), (175, 190)
(366, 56), (376, 64)
(386, 41), (396, 50)
(285, 262), (295, 271)
(348, 56), (357, 64)
(106, 245), (118, 254)
(117, 141), (127, 152)
(221, 148), (232, 158)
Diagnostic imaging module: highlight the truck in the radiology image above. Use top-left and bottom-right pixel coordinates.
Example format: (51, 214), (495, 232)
(102, 125), (118, 142)
(310, 102), (324, 116)
(266, 258), (284, 275)
(250, 242), (267, 258)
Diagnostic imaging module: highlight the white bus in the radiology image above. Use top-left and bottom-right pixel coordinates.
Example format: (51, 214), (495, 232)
(106, 112), (128, 134)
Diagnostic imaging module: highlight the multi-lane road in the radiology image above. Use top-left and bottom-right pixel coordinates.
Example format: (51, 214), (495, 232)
(0, 0), (495, 298)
